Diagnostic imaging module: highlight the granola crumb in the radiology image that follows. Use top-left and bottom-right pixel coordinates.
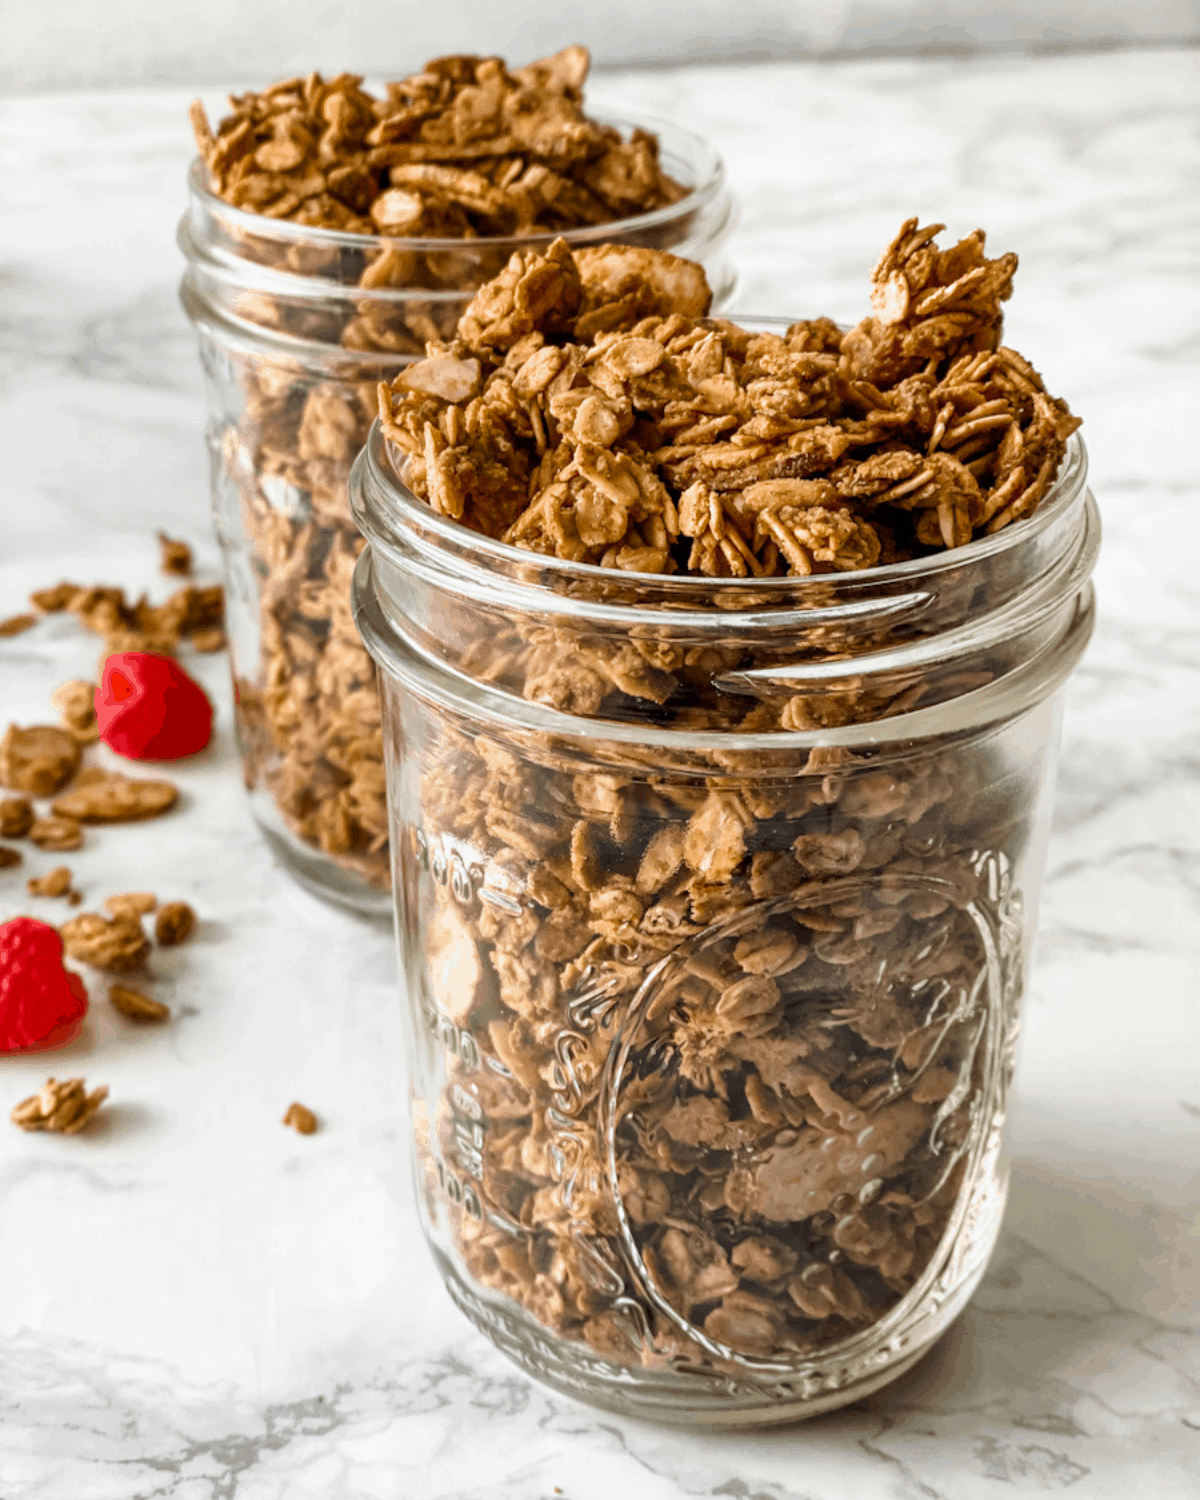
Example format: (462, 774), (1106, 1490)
(29, 582), (82, 613)
(157, 532), (193, 577)
(0, 845), (21, 869)
(283, 1102), (318, 1135)
(59, 911), (149, 971)
(0, 724), (81, 797)
(188, 627), (226, 653)
(104, 891), (157, 918)
(0, 796), (34, 839)
(27, 865), (76, 900)
(154, 901), (196, 946)
(109, 983), (170, 1022)
(52, 769), (178, 824)
(0, 613), (36, 638)
(11, 1077), (109, 1134)
(28, 816), (83, 852)
(50, 679), (99, 745)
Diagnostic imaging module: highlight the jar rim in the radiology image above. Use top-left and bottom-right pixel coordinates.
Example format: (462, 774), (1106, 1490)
(183, 108), (728, 258)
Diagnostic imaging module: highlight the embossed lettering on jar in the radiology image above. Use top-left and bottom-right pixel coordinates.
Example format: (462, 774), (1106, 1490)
(350, 398), (1098, 1422)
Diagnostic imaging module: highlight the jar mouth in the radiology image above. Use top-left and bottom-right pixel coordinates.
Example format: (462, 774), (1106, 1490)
(181, 108), (729, 271)
(356, 412), (1090, 600)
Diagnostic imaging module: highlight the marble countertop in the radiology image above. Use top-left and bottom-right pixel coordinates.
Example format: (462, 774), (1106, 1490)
(2, 45), (1199, 1498)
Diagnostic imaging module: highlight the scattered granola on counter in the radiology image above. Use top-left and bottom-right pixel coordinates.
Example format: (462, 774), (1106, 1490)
(59, 911), (151, 972)
(154, 901), (196, 946)
(28, 816), (83, 852)
(0, 797), (34, 839)
(11, 1077), (109, 1135)
(104, 891), (157, 918)
(52, 769), (178, 824)
(0, 846), (21, 869)
(27, 866), (80, 903)
(157, 532), (193, 577)
(110, 984), (170, 1022)
(283, 1102), (318, 1135)
(0, 613), (36, 638)
(0, 725), (82, 798)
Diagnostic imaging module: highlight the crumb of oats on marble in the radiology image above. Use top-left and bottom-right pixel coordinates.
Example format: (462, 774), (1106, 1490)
(0, 613), (36, 638)
(51, 678), (99, 745)
(283, 1102), (318, 1135)
(189, 627), (226, 653)
(104, 891), (157, 918)
(52, 769), (178, 824)
(27, 865), (79, 902)
(157, 532), (193, 577)
(109, 983), (170, 1022)
(59, 911), (150, 972)
(0, 724), (81, 797)
(11, 1077), (109, 1134)
(0, 845), (21, 869)
(0, 796), (34, 839)
(154, 901), (196, 946)
(28, 815), (83, 852)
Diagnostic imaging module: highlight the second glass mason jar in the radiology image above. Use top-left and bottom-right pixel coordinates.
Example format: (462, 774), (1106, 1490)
(350, 406), (1098, 1423)
(178, 115), (735, 913)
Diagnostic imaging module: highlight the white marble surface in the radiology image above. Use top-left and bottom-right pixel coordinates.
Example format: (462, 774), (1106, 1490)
(1, 47), (1198, 1498)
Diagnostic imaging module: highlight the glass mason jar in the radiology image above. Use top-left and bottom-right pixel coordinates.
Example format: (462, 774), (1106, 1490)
(178, 116), (735, 914)
(349, 389), (1098, 1422)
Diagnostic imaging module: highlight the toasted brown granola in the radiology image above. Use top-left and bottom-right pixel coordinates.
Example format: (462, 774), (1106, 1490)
(11, 1077), (109, 1134)
(30, 580), (224, 673)
(27, 865), (78, 901)
(382, 221), (1079, 574)
(282, 1102), (318, 1134)
(0, 725), (81, 798)
(0, 613), (36, 638)
(157, 532), (193, 576)
(110, 984), (170, 1022)
(0, 845), (21, 869)
(190, 49), (682, 238)
(51, 679), (99, 745)
(186, 50), (703, 897)
(52, 769), (178, 824)
(59, 911), (150, 972)
(104, 891), (157, 918)
(28, 816), (83, 852)
(154, 901), (196, 946)
(0, 797), (34, 839)
(371, 221), (1082, 1377)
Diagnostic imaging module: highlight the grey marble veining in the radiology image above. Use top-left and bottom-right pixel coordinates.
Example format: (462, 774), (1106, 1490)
(0, 46), (1198, 1498)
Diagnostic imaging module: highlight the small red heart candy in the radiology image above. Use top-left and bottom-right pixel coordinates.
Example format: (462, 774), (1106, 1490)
(0, 917), (89, 1053)
(95, 651), (213, 760)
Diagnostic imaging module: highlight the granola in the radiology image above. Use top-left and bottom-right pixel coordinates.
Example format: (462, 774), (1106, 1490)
(157, 532), (193, 576)
(0, 797), (34, 839)
(0, 846), (20, 869)
(109, 984), (170, 1022)
(381, 220), (1079, 575)
(0, 725), (81, 798)
(52, 769), (178, 824)
(185, 49), (704, 897)
(367, 223), (1084, 1377)
(28, 816), (83, 852)
(283, 1102), (318, 1134)
(59, 911), (150, 972)
(154, 901), (196, 946)
(27, 866), (79, 901)
(11, 1077), (109, 1134)
(0, 613), (36, 638)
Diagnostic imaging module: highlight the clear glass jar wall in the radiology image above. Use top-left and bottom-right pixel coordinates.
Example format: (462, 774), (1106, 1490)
(178, 117), (735, 913)
(351, 416), (1099, 1423)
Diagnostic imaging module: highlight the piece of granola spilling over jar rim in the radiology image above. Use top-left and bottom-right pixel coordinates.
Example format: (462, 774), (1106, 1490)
(180, 48), (735, 913)
(348, 220), (1099, 1422)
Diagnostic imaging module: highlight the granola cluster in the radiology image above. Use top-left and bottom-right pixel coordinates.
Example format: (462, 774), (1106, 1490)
(381, 220), (1080, 576)
(368, 222), (1078, 1375)
(190, 47), (682, 240)
(186, 49), (699, 898)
